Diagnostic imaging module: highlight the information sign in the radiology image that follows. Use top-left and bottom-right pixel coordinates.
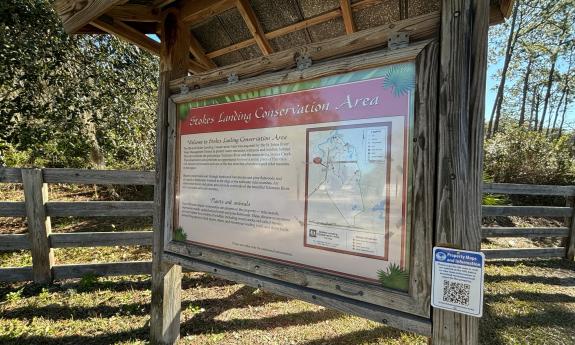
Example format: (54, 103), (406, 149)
(174, 63), (415, 290)
(431, 247), (485, 317)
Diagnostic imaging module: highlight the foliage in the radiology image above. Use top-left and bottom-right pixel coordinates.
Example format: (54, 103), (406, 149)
(173, 227), (187, 242)
(484, 126), (575, 185)
(487, 0), (575, 135)
(0, 0), (159, 169)
(377, 263), (408, 291)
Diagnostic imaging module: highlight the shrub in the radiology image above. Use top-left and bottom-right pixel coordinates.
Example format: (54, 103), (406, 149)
(484, 126), (575, 185)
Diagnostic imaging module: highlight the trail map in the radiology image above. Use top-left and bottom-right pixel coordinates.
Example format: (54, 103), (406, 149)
(305, 123), (391, 259)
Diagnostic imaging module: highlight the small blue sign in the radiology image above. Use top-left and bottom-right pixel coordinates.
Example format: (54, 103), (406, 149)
(431, 247), (485, 317)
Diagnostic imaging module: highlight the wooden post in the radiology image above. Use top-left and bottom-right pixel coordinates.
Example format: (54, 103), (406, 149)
(150, 6), (190, 345)
(432, 0), (489, 344)
(22, 168), (54, 284)
(565, 197), (575, 260)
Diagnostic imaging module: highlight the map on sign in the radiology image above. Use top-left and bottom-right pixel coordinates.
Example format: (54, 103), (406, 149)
(305, 123), (391, 259)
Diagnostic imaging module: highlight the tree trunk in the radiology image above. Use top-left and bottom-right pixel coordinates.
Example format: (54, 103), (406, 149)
(558, 88), (570, 137)
(539, 53), (557, 132)
(519, 58), (532, 126)
(551, 89), (565, 136)
(528, 87), (537, 130)
(534, 92), (541, 130)
(487, 0), (520, 137)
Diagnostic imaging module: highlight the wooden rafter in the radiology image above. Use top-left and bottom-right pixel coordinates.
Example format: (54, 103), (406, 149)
(54, 0), (126, 33)
(180, 0), (236, 24)
(236, 0), (273, 55)
(339, 0), (356, 34)
(188, 59), (208, 74)
(206, 0), (380, 59)
(189, 34), (217, 69)
(170, 11), (440, 92)
(91, 17), (160, 55)
(107, 4), (159, 22)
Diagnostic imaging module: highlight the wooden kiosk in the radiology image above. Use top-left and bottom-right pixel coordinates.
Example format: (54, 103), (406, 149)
(54, 1), (514, 344)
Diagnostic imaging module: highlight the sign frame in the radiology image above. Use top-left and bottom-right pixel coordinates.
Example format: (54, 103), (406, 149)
(162, 40), (438, 334)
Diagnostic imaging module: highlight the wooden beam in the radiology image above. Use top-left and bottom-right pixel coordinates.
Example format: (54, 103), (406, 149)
(340, 0), (356, 34)
(432, 0), (489, 343)
(107, 4), (160, 22)
(206, 38), (257, 59)
(22, 169), (54, 284)
(180, 0), (236, 24)
(170, 11), (440, 91)
(150, 7), (190, 345)
(91, 18), (161, 55)
(54, 0), (125, 33)
(188, 58), (208, 73)
(236, 0), (273, 55)
(204, 0), (408, 59)
(500, 0), (514, 18)
(189, 34), (217, 69)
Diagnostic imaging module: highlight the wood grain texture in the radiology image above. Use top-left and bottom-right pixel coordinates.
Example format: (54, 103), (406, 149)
(482, 227), (570, 238)
(52, 261), (151, 280)
(409, 40), (439, 318)
(0, 202), (26, 217)
(483, 248), (565, 259)
(175, 42), (427, 99)
(91, 17), (161, 55)
(482, 206), (572, 217)
(483, 183), (575, 196)
(172, 41), (430, 103)
(0, 168), (23, 183)
(150, 8), (189, 345)
(42, 168), (155, 185)
(0, 234), (31, 250)
(54, 0), (125, 33)
(45, 201), (154, 217)
(107, 4), (160, 22)
(189, 34), (217, 69)
(50, 231), (152, 248)
(22, 169), (54, 284)
(180, 0), (235, 23)
(565, 197), (575, 260)
(0, 267), (33, 283)
(163, 252), (432, 336)
(169, 12), (440, 91)
(166, 240), (427, 317)
(433, 0), (489, 343)
(236, 0), (272, 55)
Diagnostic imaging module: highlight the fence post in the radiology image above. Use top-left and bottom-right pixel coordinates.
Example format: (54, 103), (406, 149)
(22, 168), (54, 284)
(566, 196), (575, 261)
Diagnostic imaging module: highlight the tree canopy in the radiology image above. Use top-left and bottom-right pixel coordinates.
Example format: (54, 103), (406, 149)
(0, 0), (159, 169)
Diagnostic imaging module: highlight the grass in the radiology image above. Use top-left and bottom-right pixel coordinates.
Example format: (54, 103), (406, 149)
(1, 185), (574, 344)
(0, 259), (573, 345)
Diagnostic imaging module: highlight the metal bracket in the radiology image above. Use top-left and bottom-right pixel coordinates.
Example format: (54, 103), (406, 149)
(296, 54), (312, 71)
(179, 84), (190, 95)
(388, 32), (409, 50)
(227, 73), (239, 85)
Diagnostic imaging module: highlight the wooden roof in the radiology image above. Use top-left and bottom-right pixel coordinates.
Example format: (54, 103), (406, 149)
(54, 0), (514, 73)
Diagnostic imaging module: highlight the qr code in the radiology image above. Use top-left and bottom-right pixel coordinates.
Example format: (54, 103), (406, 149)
(442, 280), (470, 306)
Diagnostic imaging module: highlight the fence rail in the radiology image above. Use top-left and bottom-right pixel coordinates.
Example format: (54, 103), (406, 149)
(482, 182), (575, 261)
(1, 168), (574, 284)
(0, 168), (155, 284)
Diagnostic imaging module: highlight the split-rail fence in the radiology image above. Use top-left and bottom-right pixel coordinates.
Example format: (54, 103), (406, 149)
(0, 168), (573, 284)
